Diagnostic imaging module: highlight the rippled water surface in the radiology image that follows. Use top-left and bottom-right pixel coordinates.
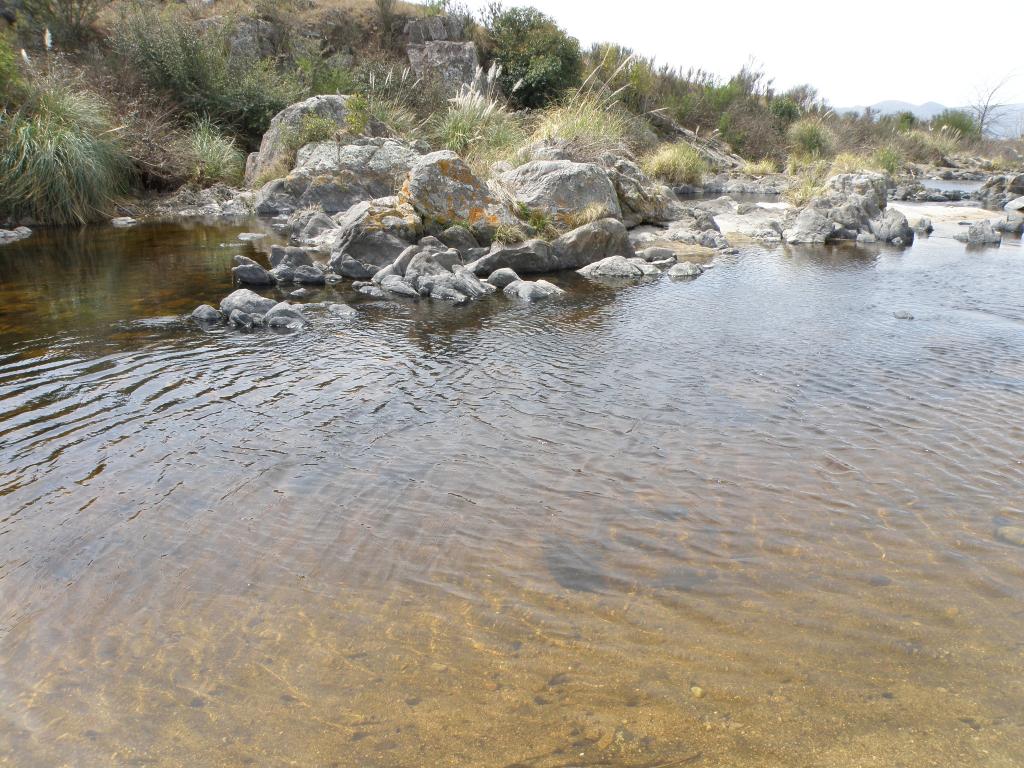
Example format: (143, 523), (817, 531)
(1, 218), (1023, 767)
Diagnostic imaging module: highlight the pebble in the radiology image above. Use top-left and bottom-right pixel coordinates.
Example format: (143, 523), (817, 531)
(690, 686), (705, 699)
(893, 311), (914, 320)
(237, 232), (267, 241)
(996, 525), (1024, 547)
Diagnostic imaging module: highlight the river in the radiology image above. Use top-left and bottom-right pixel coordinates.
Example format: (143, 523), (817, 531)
(0, 212), (1022, 767)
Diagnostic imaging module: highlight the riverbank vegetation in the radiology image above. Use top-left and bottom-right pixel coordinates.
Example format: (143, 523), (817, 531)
(1, 0), (1020, 225)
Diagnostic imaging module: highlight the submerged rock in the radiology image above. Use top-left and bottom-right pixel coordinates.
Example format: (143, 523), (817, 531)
(0, 226), (32, 244)
(111, 217), (138, 228)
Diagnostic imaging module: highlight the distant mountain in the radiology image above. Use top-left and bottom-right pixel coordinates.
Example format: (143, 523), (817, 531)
(835, 101), (1024, 138)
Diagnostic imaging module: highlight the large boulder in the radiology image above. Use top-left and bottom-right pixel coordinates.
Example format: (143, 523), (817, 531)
(406, 41), (479, 96)
(869, 208), (914, 244)
(783, 172), (913, 246)
(498, 160), (621, 226)
(551, 218), (636, 269)
(400, 151), (513, 241)
(246, 95), (356, 186)
(503, 279), (565, 301)
(782, 205), (835, 244)
(956, 220), (1001, 246)
(255, 139), (422, 216)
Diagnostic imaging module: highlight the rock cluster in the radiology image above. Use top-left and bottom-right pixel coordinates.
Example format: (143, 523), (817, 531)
(192, 288), (355, 332)
(782, 173), (914, 246)
(0, 227), (32, 245)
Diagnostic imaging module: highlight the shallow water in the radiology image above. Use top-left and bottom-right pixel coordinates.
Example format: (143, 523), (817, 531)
(1, 218), (1023, 767)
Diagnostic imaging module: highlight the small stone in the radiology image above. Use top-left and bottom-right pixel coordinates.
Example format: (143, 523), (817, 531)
(996, 525), (1024, 547)
(893, 311), (914, 320)
(690, 686), (705, 699)
(668, 261), (704, 278)
(237, 232), (267, 241)
(111, 216), (137, 228)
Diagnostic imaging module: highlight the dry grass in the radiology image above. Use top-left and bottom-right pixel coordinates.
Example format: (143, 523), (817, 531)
(642, 142), (708, 185)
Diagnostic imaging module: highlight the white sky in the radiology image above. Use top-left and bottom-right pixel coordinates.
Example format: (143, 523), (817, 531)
(459, 0), (1023, 108)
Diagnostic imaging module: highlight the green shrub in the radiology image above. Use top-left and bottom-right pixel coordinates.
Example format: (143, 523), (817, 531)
(20, 0), (111, 45)
(0, 81), (132, 224)
(642, 142), (708, 186)
(769, 96), (800, 124)
(295, 48), (359, 96)
(482, 5), (582, 109)
(184, 117), (245, 185)
(0, 31), (24, 108)
(112, 4), (304, 145)
(872, 144), (904, 175)
(787, 117), (834, 159)
(897, 128), (961, 164)
(931, 109), (979, 140)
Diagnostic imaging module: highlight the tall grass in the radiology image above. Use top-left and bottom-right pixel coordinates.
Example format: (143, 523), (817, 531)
(642, 142), (708, 185)
(184, 117), (245, 185)
(532, 55), (652, 161)
(346, 68), (419, 138)
(427, 64), (525, 173)
(0, 81), (132, 224)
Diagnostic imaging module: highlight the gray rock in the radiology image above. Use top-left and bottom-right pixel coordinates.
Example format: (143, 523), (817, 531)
(404, 248), (463, 285)
(994, 215), (1024, 234)
(956, 220), (1001, 246)
(599, 155), (682, 227)
(577, 254), (644, 278)
(638, 246), (677, 263)
(893, 310), (914, 320)
(551, 218), (636, 269)
(326, 302), (357, 317)
(236, 232), (267, 242)
(232, 260), (275, 286)
(289, 287), (315, 299)
(220, 288), (277, 316)
(254, 139), (420, 215)
(437, 225), (479, 253)
(498, 160), (621, 226)
(826, 172), (889, 210)
(191, 304), (222, 323)
(667, 261), (704, 278)
(265, 301), (309, 327)
(269, 245), (314, 268)
(0, 226), (32, 244)
(627, 258), (661, 276)
(869, 209), (915, 245)
(228, 309), (255, 329)
(380, 274), (421, 299)
(296, 212), (336, 242)
(330, 256), (376, 280)
(270, 265), (296, 284)
(503, 279), (565, 301)
(486, 268), (520, 289)
(357, 285), (386, 299)
(293, 264), (327, 285)
(1005, 195), (1024, 212)
(404, 15), (465, 44)
(464, 239), (557, 277)
(111, 216), (137, 228)
(246, 95), (384, 186)
(912, 218), (934, 234)
(783, 207), (836, 244)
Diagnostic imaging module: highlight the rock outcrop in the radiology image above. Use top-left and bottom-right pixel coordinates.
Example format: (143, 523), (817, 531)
(782, 173), (914, 246)
(498, 160), (621, 226)
(406, 41), (479, 96)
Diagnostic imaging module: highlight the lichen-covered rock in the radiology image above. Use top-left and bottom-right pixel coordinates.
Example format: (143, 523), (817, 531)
(255, 139), (422, 215)
(317, 196), (419, 268)
(400, 151), (513, 241)
(498, 160), (621, 226)
(825, 172), (889, 210)
(404, 15), (465, 43)
(550, 218), (636, 269)
(783, 206), (835, 244)
(486, 268), (521, 289)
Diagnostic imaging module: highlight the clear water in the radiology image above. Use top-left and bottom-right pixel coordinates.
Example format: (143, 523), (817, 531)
(1, 218), (1022, 767)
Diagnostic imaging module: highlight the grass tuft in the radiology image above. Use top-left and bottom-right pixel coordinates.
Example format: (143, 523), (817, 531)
(642, 141), (708, 185)
(0, 80), (132, 225)
(184, 117), (245, 186)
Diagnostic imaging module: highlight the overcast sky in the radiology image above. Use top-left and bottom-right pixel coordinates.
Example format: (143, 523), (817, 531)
(460, 0), (1022, 108)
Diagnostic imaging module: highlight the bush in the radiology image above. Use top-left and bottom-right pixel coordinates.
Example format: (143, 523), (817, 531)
(112, 4), (304, 145)
(184, 117), (245, 186)
(783, 161), (829, 206)
(787, 117), (834, 159)
(20, 0), (112, 45)
(482, 5), (582, 109)
(872, 144), (904, 175)
(0, 31), (24, 108)
(769, 96), (800, 124)
(0, 80), (132, 224)
(642, 142), (708, 185)
(897, 129), (960, 164)
(931, 109), (979, 140)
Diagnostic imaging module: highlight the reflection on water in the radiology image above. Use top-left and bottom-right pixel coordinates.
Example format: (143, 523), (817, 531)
(0, 220), (1023, 767)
